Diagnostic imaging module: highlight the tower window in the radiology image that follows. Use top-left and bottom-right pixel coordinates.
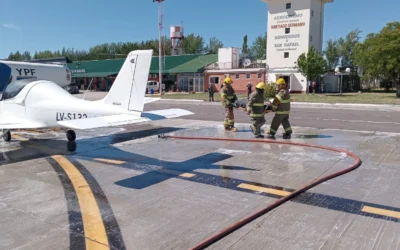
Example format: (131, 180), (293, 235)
(284, 52), (289, 58)
(312, 10), (314, 16)
(286, 3), (291, 9)
(310, 36), (313, 41)
(285, 28), (290, 34)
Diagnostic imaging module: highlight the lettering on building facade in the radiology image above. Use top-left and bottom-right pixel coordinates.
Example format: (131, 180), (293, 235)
(270, 11), (307, 53)
(71, 69), (86, 74)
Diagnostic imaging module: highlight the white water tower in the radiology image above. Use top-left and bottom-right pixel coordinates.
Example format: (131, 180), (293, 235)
(170, 25), (185, 55)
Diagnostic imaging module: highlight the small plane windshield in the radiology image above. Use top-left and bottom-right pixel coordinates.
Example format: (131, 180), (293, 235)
(1, 79), (37, 100)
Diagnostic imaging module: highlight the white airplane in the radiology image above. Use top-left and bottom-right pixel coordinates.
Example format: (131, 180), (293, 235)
(0, 49), (194, 142)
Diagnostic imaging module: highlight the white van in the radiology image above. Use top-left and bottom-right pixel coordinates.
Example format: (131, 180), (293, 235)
(0, 60), (71, 91)
(146, 81), (159, 93)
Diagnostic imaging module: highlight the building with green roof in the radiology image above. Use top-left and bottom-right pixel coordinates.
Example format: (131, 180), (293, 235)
(67, 53), (218, 92)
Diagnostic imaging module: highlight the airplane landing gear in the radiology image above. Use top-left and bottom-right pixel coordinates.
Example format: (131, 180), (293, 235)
(2, 130), (11, 142)
(66, 130), (76, 141)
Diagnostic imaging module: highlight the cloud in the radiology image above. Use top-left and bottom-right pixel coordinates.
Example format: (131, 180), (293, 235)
(2, 23), (20, 30)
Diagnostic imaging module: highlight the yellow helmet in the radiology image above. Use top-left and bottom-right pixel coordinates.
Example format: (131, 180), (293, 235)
(224, 77), (233, 84)
(276, 78), (286, 85)
(256, 82), (267, 90)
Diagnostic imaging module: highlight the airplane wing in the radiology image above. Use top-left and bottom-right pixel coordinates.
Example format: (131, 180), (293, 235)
(0, 116), (48, 129)
(141, 108), (194, 120)
(57, 114), (151, 130)
(57, 108), (194, 130)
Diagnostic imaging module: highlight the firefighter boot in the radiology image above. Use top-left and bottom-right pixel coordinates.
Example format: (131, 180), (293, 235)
(282, 133), (291, 139)
(265, 130), (276, 139)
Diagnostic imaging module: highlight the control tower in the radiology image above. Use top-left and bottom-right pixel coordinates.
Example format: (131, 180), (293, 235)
(261, 0), (333, 92)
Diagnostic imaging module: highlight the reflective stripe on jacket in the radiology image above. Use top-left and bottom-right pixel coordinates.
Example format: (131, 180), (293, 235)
(221, 86), (237, 106)
(247, 90), (265, 117)
(274, 89), (290, 114)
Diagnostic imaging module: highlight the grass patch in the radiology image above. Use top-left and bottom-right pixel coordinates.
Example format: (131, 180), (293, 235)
(151, 92), (400, 105)
(290, 93), (400, 104)
(153, 92), (248, 101)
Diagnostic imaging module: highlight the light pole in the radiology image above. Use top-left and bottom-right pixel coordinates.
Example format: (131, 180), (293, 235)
(335, 67), (341, 94)
(154, 0), (164, 94)
(345, 67), (351, 91)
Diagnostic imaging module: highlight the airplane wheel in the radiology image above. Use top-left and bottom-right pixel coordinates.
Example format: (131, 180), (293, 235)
(66, 130), (76, 141)
(3, 131), (11, 142)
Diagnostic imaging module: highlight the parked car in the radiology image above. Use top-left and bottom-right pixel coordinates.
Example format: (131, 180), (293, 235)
(146, 81), (159, 94)
(64, 85), (80, 94)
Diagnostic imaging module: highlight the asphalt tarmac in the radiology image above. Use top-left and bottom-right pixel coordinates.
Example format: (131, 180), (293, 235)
(144, 100), (400, 133)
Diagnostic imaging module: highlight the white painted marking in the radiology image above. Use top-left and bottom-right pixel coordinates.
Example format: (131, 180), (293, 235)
(291, 117), (400, 126)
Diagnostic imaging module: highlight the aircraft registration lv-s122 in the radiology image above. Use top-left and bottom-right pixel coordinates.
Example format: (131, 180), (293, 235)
(0, 49), (194, 142)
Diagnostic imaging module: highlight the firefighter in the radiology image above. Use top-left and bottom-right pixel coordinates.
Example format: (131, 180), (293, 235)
(220, 77), (238, 131)
(208, 82), (215, 102)
(247, 81), (267, 138)
(265, 77), (292, 139)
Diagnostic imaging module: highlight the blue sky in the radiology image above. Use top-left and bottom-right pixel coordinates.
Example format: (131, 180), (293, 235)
(0, 0), (399, 59)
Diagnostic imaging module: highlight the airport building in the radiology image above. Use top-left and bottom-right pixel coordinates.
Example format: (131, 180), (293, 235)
(205, 48), (267, 92)
(261, 0), (333, 92)
(68, 48), (266, 94)
(67, 54), (218, 92)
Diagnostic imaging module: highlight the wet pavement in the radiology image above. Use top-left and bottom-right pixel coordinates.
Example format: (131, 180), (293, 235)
(1, 118), (400, 250)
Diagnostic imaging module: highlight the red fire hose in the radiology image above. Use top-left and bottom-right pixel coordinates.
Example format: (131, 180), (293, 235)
(159, 135), (362, 250)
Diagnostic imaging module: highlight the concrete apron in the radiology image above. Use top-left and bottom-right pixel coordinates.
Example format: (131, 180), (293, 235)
(0, 119), (399, 250)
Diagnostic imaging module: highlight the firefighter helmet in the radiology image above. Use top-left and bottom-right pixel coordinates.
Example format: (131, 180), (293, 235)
(276, 78), (286, 85)
(224, 77), (233, 84)
(256, 82), (267, 90)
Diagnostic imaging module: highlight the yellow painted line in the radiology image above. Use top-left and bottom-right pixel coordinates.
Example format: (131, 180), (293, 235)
(238, 183), (291, 197)
(11, 134), (29, 141)
(52, 155), (109, 250)
(179, 173), (196, 178)
(362, 206), (400, 219)
(94, 158), (126, 165)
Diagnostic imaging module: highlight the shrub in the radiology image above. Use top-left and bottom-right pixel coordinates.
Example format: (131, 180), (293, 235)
(265, 82), (276, 98)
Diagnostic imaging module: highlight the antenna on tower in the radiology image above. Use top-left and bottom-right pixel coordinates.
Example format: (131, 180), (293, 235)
(154, 0), (165, 93)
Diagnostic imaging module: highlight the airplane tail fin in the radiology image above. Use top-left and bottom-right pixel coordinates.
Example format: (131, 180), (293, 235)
(103, 50), (153, 112)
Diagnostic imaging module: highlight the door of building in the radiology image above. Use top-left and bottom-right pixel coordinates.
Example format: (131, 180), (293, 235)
(282, 75), (291, 90)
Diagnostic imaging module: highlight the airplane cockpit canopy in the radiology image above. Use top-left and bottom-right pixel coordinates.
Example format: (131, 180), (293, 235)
(1, 78), (37, 101)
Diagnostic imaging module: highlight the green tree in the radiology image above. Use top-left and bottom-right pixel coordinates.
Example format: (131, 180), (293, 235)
(12, 51), (23, 60)
(7, 33), (207, 60)
(296, 45), (327, 88)
(8, 51), (24, 60)
(353, 22), (400, 97)
(7, 52), (15, 60)
(338, 28), (362, 66)
(323, 38), (340, 70)
(250, 32), (267, 60)
(204, 37), (223, 54)
(183, 33), (205, 54)
(22, 51), (31, 60)
(242, 35), (249, 54)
